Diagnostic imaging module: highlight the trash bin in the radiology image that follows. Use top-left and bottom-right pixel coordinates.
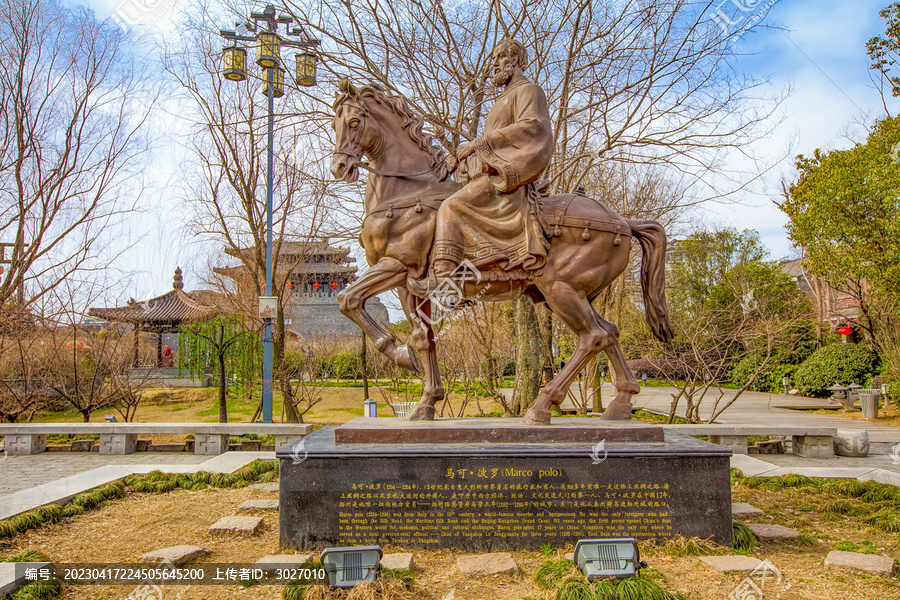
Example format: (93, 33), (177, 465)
(858, 389), (881, 420)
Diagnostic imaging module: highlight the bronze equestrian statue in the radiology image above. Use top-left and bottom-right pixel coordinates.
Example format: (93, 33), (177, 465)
(330, 39), (674, 425)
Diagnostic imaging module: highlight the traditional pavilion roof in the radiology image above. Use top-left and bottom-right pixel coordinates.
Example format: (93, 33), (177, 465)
(212, 263), (356, 280)
(88, 268), (219, 329)
(224, 239), (354, 263)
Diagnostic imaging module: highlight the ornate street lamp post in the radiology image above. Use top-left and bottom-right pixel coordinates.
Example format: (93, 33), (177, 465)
(220, 5), (320, 423)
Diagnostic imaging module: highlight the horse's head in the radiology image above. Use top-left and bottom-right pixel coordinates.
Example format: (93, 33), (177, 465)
(331, 79), (450, 184)
(331, 79), (376, 182)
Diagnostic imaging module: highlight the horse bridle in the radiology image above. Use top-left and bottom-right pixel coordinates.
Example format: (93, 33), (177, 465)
(333, 99), (455, 180)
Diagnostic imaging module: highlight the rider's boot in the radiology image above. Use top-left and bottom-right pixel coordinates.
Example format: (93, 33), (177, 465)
(407, 259), (457, 298)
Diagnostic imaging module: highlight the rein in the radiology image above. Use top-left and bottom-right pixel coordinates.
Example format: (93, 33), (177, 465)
(356, 160), (448, 179)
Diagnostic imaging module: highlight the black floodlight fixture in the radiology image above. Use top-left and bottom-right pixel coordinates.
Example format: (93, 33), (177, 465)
(321, 546), (382, 587)
(574, 538), (646, 580)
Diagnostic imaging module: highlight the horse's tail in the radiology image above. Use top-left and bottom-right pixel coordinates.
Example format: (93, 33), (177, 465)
(629, 220), (675, 343)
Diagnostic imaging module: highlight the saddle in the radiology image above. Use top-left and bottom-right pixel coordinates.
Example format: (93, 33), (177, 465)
(473, 185), (630, 282)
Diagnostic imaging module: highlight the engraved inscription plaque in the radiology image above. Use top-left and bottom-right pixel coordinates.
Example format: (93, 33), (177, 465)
(278, 425), (732, 551)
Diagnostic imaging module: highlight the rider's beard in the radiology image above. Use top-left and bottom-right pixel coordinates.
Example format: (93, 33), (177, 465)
(491, 64), (514, 89)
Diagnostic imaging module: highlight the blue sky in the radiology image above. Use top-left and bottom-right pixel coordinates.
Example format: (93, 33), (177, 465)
(74, 0), (898, 293)
(717, 0), (893, 258)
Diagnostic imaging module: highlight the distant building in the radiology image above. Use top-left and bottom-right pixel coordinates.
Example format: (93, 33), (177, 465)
(215, 239), (389, 338)
(780, 258), (861, 329)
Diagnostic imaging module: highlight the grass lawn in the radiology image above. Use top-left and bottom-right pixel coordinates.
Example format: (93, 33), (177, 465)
(3, 470), (900, 599)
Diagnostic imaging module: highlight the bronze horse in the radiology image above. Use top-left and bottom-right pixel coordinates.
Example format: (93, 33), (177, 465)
(329, 80), (673, 425)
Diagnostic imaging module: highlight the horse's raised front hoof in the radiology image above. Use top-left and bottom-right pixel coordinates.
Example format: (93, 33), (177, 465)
(395, 344), (422, 374)
(600, 397), (633, 421)
(523, 406), (552, 426)
(405, 402), (435, 421)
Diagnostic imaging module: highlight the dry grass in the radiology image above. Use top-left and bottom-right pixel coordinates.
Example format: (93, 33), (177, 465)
(1, 480), (899, 600)
(802, 402), (900, 426)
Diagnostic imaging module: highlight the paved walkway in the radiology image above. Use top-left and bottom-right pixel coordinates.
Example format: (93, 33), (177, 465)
(0, 453), (210, 496)
(2, 386), (900, 521)
(553, 383), (900, 443)
(0, 451), (275, 520)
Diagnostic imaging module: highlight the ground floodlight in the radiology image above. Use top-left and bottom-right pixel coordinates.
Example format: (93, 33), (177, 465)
(320, 546), (382, 587)
(574, 538), (645, 580)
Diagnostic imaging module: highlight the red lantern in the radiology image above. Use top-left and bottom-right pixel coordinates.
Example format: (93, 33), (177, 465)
(287, 282), (293, 289)
(330, 282), (338, 289)
(838, 326), (853, 336)
(312, 282), (320, 288)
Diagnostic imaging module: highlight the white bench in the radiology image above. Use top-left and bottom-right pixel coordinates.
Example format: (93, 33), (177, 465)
(663, 424), (837, 458)
(0, 423), (313, 456)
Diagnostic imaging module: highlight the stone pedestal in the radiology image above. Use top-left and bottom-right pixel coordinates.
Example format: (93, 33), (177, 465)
(278, 418), (733, 551)
(5, 434), (47, 455)
(194, 433), (230, 455)
(709, 434), (748, 455)
(792, 435), (834, 459)
(99, 433), (136, 455)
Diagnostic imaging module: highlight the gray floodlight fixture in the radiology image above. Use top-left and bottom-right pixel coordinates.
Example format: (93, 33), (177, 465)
(574, 538), (646, 580)
(320, 546), (382, 587)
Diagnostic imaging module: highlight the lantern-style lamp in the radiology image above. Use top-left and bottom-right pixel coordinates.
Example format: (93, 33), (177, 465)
(295, 52), (317, 86)
(222, 46), (247, 81)
(256, 31), (281, 67)
(261, 68), (285, 98)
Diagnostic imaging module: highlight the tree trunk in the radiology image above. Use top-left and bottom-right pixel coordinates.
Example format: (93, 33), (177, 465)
(81, 409), (91, 422)
(591, 357), (605, 414)
(361, 332), (369, 401)
(218, 347), (228, 423)
(510, 296), (541, 415)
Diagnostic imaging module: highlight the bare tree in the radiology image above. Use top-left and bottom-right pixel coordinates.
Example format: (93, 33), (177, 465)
(0, 313), (49, 422)
(0, 0), (152, 308)
(163, 4), (357, 421)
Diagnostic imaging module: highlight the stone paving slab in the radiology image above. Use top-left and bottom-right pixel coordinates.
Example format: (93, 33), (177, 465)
(698, 555), (773, 573)
(139, 545), (211, 565)
(249, 483), (279, 492)
(209, 516), (263, 535)
(254, 554), (312, 573)
(825, 551), (895, 577)
(239, 499), (279, 511)
(732, 502), (764, 517)
(457, 553), (517, 575)
(746, 524), (800, 541)
(381, 553), (414, 571)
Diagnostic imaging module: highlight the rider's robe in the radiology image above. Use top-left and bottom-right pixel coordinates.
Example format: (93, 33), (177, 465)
(433, 79), (554, 271)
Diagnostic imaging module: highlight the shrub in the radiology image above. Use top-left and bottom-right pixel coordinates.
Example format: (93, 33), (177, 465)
(729, 351), (802, 393)
(793, 344), (879, 397)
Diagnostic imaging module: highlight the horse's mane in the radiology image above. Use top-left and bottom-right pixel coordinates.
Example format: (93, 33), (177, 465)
(334, 79), (450, 180)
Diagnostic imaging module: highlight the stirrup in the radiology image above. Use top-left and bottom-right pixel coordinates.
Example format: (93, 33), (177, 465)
(407, 271), (439, 297)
